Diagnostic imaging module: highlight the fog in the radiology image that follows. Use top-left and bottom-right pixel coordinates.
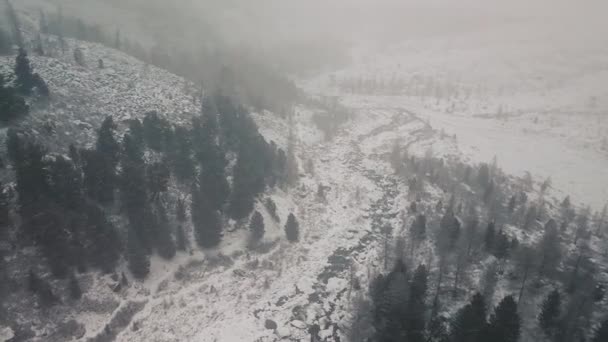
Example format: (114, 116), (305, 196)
(25, 0), (608, 74)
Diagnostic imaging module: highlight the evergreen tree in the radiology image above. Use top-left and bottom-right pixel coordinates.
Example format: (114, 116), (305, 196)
(84, 203), (121, 273)
(28, 270), (58, 307)
(127, 227), (149, 279)
(249, 210), (265, 242)
(477, 164), (490, 187)
(507, 195), (516, 214)
(143, 111), (167, 151)
(73, 47), (85, 66)
(176, 198), (186, 223)
(537, 219), (562, 276)
(538, 289), (561, 339)
(493, 230), (510, 260)
(0, 74), (29, 122)
(406, 265), (428, 342)
(285, 213), (299, 242)
(14, 48), (34, 95)
(69, 273), (82, 300)
(591, 319), (608, 342)
(523, 205), (538, 230)
(191, 185), (222, 248)
(229, 137), (268, 219)
(167, 125), (194, 181)
(175, 225), (187, 251)
(484, 221), (496, 252)
(410, 214), (426, 242)
(450, 293), (487, 342)
(147, 159), (170, 199)
(484, 295), (520, 342)
(151, 202), (176, 260)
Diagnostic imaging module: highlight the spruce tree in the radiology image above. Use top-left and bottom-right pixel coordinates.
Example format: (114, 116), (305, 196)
(191, 185), (222, 248)
(84, 203), (121, 273)
(484, 221), (496, 252)
(249, 210), (265, 242)
(127, 227), (150, 279)
(538, 289), (561, 338)
(0, 74), (29, 122)
(151, 202), (176, 260)
(69, 273), (82, 300)
(176, 198), (186, 223)
(15, 48), (34, 95)
(484, 295), (520, 342)
(285, 213), (299, 242)
(406, 265), (428, 342)
(450, 293), (487, 342)
(176, 225), (187, 251)
(410, 214), (426, 242)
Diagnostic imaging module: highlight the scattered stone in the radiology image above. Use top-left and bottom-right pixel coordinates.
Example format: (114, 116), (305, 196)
(264, 319), (277, 330)
(290, 320), (306, 329)
(276, 326), (290, 338)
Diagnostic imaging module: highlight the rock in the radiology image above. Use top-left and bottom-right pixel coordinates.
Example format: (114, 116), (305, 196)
(264, 319), (277, 330)
(276, 326), (290, 338)
(290, 320), (307, 329)
(0, 326), (14, 340)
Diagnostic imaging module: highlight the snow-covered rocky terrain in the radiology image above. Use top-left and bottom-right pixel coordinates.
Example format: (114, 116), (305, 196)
(2, 2), (607, 342)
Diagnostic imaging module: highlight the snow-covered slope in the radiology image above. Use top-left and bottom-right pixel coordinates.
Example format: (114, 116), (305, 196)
(0, 37), (200, 152)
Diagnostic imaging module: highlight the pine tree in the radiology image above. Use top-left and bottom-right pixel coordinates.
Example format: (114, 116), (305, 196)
(176, 225), (187, 251)
(176, 198), (186, 223)
(406, 265), (428, 342)
(69, 273), (82, 300)
(127, 227), (150, 279)
(285, 213), (299, 242)
(191, 185), (222, 248)
(84, 203), (121, 273)
(477, 164), (490, 187)
(15, 48), (34, 95)
(507, 195), (516, 214)
(152, 202), (176, 260)
(0, 74), (29, 122)
(484, 295), (520, 342)
(249, 210), (265, 242)
(493, 230), (510, 260)
(410, 214), (426, 242)
(168, 125), (194, 181)
(450, 293), (486, 342)
(28, 270), (58, 307)
(73, 47), (85, 66)
(591, 319), (608, 342)
(484, 221), (496, 252)
(538, 289), (561, 338)
(537, 219), (562, 276)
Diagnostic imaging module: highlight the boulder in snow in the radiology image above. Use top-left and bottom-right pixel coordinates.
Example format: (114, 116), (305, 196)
(264, 319), (277, 330)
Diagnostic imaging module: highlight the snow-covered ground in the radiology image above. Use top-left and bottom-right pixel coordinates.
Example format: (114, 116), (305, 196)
(302, 27), (608, 211)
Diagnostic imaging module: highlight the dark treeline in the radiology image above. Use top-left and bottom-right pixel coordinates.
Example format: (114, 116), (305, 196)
(0, 90), (299, 311)
(349, 145), (608, 342)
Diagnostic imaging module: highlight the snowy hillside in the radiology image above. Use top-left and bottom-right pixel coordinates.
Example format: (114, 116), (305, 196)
(1, 2), (607, 342)
(0, 37), (200, 152)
